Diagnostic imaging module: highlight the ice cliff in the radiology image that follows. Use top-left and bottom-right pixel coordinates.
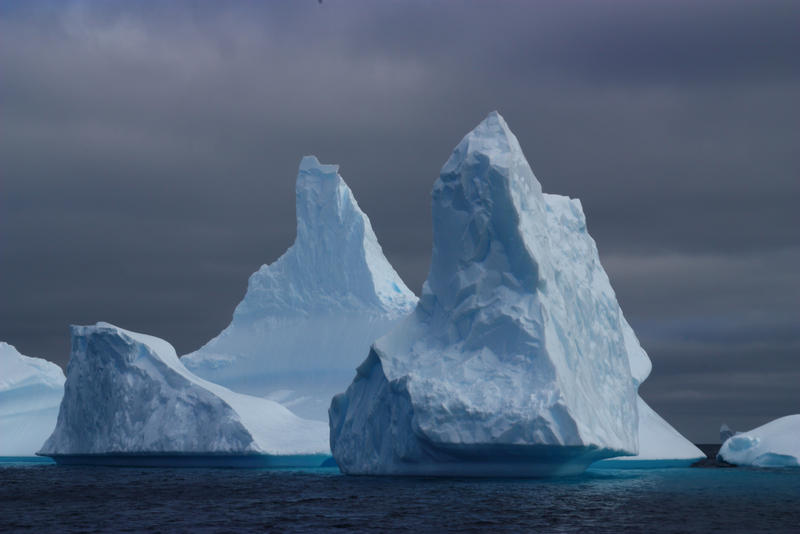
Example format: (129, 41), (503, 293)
(593, 319), (703, 467)
(717, 415), (799, 467)
(183, 156), (417, 420)
(39, 323), (328, 458)
(329, 112), (641, 476)
(0, 342), (65, 456)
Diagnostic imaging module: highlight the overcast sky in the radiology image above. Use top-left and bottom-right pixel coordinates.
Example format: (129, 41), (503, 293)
(1, 0), (798, 442)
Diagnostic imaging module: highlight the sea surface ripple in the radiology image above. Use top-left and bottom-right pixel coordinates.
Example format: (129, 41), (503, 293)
(1, 459), (798, 533)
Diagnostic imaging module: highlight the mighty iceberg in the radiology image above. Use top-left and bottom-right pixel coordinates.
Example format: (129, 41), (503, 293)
(39, 323), (329, 466)
(183, 156), (417, 420)
(717, 415), (800, 468)
(329, 112), (640, 476)
(0, 342), (65, 456)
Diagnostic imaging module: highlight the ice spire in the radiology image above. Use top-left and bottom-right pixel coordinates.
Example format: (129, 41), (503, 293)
(330, 112), (640, 476)
(183, 156), (417, 420)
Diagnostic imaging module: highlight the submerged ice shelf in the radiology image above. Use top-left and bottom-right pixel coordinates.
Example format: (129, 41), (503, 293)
(0, 342), (65, 456)
(39, 323), (329, 467)
(183, 156), (417, 421)
(330, 112), (642, 476)
(44, 453), (335, 468)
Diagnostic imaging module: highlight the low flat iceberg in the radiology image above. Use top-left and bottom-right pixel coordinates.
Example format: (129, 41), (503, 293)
(0, 342), (65, 456)
(183, 156), (417, 421)
(717, 415), (799, 468)
(39, 323), (329, 467)
(329, 112), (640, 476)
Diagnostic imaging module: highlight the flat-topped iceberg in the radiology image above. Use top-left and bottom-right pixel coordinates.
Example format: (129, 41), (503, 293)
(717, 415), (799, 468)
(183, 156), (417, 420)
(0, 342), (65, 456)
(39, 323), (329, 466)
(329, 112), (640, 476)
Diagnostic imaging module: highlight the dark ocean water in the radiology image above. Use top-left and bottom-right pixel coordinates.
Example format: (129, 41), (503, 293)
(1, 458), (799, 533)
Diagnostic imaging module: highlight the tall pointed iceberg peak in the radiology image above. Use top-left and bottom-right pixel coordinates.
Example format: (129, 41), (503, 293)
(0, 342), (65, 456)
(329, 111), (640, 476)
(183, 156), (417, 420)
(238, 155), (415, 317)
(40, 323), (329, 465)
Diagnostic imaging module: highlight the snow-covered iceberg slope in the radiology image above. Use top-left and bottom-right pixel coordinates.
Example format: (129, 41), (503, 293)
(183, 156), (417, 420)
(591, 320), (703, 468)
(0, 343), (65, 456)
(717, 415), (800, 468)
(39, 323), (329, 466)
(591, 398), (704, 468)
(329, 112), (640, 476)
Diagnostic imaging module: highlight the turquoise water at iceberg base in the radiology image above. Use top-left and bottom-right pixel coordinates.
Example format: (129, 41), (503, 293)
(1, 458), (798, 533)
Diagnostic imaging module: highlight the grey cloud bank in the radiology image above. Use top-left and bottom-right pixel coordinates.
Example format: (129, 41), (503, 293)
(1, 0), (798, 442)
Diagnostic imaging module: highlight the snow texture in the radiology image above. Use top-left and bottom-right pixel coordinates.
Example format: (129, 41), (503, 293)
(40, 323), (328, 456)
(329, 112), (640, 476)
(717, 415), (800, 468)
(0, 342), (65, 456)
(183, 156), (417, 420)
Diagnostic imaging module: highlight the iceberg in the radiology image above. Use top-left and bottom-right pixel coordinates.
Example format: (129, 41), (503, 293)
(720, 423), (736, 442)
(329, 112), (640, 476)
(717, 415), (800, 468)
(39, 323), (329, 467)
(0, 342), (65, 456)
(183, 156), (417, 420)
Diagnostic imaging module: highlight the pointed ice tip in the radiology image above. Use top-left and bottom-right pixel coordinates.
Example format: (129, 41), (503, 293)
(299, 155), (339, 175)
(473, 110), (511, 135)
(441, 110), (522, 176)
(486, 110), (503, 121)
(455, 110), (516, 151)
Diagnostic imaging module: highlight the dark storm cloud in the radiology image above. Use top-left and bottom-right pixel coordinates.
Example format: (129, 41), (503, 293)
(1, 0), (798, 441)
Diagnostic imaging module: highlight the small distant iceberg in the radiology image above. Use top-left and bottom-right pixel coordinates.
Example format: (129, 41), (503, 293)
(717, 415), (799, 468)
(329, 112), (641, 477)
(0, 342), (65, 456)
(183, 156), (417, 421)
(38, 323), (330, 467)
(720, 423), (736, 443)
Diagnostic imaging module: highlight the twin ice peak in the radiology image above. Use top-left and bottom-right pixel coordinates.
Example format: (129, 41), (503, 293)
(4, 111), (708, 472)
